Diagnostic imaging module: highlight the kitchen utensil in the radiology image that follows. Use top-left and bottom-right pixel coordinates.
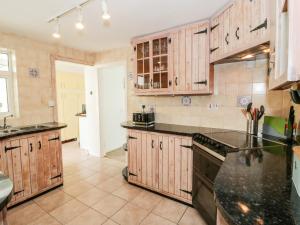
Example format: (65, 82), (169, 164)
(287, 106), (295, 141)
(258, 105), (265, 120)
(246, 102), (253, 120)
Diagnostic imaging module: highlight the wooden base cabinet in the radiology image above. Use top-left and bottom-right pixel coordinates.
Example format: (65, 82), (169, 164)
(0, 130), (63, 207)
(128, 130), (193, 204)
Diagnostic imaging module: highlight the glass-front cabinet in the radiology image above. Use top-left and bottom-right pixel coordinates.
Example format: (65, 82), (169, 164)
(134, 35), (171, 94)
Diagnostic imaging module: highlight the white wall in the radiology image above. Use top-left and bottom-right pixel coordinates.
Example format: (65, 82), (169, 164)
(98, 62), (127, 155)
(84, 67), (101, 157)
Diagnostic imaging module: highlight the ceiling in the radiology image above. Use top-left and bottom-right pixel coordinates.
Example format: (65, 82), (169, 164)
(0, 0), (230, 52)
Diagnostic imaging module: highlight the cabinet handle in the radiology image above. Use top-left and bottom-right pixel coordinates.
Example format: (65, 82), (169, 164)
(48, 136), (60, 141)
(151, 140), (154, 149)
(211, 23), (219, 32)
(225, 33), (229, 45)
(134, 83), (137, 88)
(250, 18), (268, 33)
(5, 146), (21, 152)
(134, 46), (136, 52)
(38, 141), (42, 150)
(194, 80), (207, 86)
(169, 80), (172, 87)
(175, 77), (178, 86)
(51, 174), (62, 179)
(29, 143), (33, 152)
(235, 27), (240, 40)
(168, 38), (172, 44)
(159, 141), (163, 150)
(194, 28), (208, 35)
(210, 47), (219, 54)
(150, 79), (153, 87)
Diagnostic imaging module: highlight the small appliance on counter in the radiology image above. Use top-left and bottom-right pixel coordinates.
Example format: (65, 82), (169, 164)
(132, 105), (155, 127)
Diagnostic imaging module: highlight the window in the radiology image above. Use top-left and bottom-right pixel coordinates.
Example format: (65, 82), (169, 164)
(0, 49), (17, 116)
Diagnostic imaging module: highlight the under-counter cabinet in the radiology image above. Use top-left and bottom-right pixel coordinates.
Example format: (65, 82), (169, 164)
(0, 130), (63, 207)
(132, 20), (212, 96)
(127, 130), (193, 204)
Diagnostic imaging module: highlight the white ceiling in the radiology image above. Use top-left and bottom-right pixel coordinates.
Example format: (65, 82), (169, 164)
(0, 0), (230, 52)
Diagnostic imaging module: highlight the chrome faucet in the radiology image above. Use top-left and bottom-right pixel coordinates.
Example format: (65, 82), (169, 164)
(1, 114), (13, 129)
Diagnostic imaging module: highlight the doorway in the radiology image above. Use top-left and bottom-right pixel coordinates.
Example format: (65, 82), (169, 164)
(98, 62), (127, 156)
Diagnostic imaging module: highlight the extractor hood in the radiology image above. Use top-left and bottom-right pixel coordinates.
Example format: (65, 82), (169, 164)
(212, 42), (270, 65)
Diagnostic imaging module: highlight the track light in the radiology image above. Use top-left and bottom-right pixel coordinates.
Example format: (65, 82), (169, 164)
(102, 0), (111, 20)
(75, 6), (84, 30)
(52, 18), (61, 39)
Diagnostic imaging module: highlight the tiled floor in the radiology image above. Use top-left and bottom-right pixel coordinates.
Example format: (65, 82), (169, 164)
(7, 142), (207, 225)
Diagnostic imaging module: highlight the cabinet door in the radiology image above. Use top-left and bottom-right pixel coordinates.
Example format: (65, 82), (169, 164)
(158, 134), (169, 192)
(3, 138), (32, 202)
(230, 0), (245, 49)
(210, 16), (221, 62)
(222, 7), (231, 55)
(244, 0), (269, 44)
(172, 29), (186, 92)
(128, 130), (140, 183)
(190, 22), (210, 93)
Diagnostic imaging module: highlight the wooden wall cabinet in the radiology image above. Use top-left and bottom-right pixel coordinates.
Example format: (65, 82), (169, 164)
(127, 129), (193, 204)
(132, 20), (212, 96)
(210, 0), (272, 63)
(269, 0), (300, 90)
(0, 130), (63, 207)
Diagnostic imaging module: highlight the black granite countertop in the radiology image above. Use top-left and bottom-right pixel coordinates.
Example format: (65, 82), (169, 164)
(121, 121), (229, 137)
(0, 122), (67, 140)
(0, 173), (13, 210)
(214, 145), (299, 225)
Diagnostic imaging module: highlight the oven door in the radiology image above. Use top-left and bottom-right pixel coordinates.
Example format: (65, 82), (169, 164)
(192, 143), (223, 225)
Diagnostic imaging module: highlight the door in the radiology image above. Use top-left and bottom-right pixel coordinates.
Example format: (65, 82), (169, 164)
(128, 130), (139, 183)
(222, 7), (231, 55)
(230, 0), (245, 49)
(210, 15), (221, 62)
(3, 138), (32, 202)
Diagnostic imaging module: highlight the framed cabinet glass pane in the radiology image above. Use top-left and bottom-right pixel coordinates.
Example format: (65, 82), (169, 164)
(153, 39), (160, 56)
(137, 60), (143, 74)
(153, 73), (160, 89)
(161, 73), (168, 88)
(144, 42), (149, 58)
(160, 56), (168, 72)
(144, 59), (150, 74)
(144, 74), (150, 89)
(153, 57), (160, 73)
(137, 44), (143, 59)
(161, 38), (168, 55)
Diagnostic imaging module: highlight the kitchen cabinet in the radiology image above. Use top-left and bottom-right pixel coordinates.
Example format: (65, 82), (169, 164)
(132, 20), (212, 95)
(210, 0), (272, 64)
(133, 35), (172, 95)
(0, 130), (63, 207)
(127, 129), (193, 204)
(269, 0), (300, 90)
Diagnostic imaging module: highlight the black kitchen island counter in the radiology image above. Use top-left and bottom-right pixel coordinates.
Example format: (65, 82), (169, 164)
(0, 122), (67, 140)
(121, 121), (229, 137)
(214, 145), (300, 225)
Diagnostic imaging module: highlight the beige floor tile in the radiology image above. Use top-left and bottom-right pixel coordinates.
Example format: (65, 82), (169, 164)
(66, 209), (107, 225)
(76, 188), (109, 206)
(50, 199), (89, 224)
(179, 207), (207, 225)
(27, 214), (61, 225)
(152, 198), (187, 223)
(111, 203), (149, 225)
(34, 189), (73, 212)
(92, 194), (127, 217)
(63, 181), (94, 197)
(84, 172), (111, 186)
(8, 202), (47, 225)
(112, 184), (142, 201)
(141, 213), (176, 225)
(102, 219), (119, 225)
(96, 178), (125, 193)
(130, 190), (163, 210)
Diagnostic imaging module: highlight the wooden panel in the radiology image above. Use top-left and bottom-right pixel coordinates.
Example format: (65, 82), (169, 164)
(146, 134), (153, 187)
(168, 136), (175, 195)
(174, 137), (181, 197)
(210, 16), (220, 62)
(187, 139), (193, 201)
(222, 7), (231, 55)
(185, 26), (192, 92)
(36, 135), (45, 190)
(141, 133), (147, 185)
(175, 28), (186, 92)
(136, 132), (142, 184)
(19, 138), (31, 198)
(48, 133), (59, 184)
(162, 135), (169, 193)
(28, 137), (38, 193)
(152, 134), (159, 190)
(230, 0), (245, 48)
(180, 139), (188, 199)
(10, 140), (23, 200)
(42, 134), (51, 187)
(128, 130), (137, 183)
